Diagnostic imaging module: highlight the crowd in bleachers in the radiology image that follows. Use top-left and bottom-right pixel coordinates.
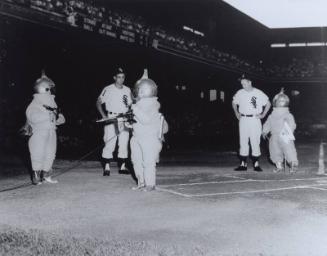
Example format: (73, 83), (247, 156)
(266, 57), (327, 79)
(3, 0), (264, 75)
(5, 0), (327, 79)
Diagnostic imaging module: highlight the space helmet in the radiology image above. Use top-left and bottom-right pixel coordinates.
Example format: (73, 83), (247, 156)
(134, 69), (158, 99)
(34, 70), (55, 94)
(273, 88), (290, 107)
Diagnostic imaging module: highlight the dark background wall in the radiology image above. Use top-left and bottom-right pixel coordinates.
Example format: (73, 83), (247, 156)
(1, 1), (327, 157)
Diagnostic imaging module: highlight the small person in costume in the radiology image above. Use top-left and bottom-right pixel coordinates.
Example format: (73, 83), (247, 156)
(130, 69), (168, 191)
(26, 72), (65, 185)
(262, 88), (298, 173)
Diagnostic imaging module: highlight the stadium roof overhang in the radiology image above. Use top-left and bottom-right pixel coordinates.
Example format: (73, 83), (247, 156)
(222, 0), (327, 29)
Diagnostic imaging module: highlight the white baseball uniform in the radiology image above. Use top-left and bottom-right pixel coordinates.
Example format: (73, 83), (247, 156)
(233, 88), (269, 157)
(98, 83), (132, 159)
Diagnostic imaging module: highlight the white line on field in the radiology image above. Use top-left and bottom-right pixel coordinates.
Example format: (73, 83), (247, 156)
(308, 186), (327, 191)
(222, 174), (248, 180)
(157, 185), (314, 197)
(158, 182), (327, 197)
(158, 179), (327, 198)
(187, 186), (311, 197)
(156, 187), (192, 198)
(159, 177), (327, 188)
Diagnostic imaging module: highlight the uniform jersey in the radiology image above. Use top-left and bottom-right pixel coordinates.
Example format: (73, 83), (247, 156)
(233, 88), (269, 115)
(98, 84), (132, 114)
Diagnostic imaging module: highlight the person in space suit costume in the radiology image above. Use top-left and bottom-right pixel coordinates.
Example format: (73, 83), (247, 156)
(26, 72), (65, 185)
(262, 88), (298, 173)
(130, 69), (168, 191)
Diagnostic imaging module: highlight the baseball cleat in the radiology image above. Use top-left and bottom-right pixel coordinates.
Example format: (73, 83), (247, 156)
(254, 166), (263, 172)
(234, 166), (247, 171)
(234, 161), (247, 171)
(103, 170), (110, 176)
(119, 163), (130, 174)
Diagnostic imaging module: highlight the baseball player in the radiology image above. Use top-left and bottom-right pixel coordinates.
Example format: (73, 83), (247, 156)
(26, 72), (65, 185)
(232, 74), (271, 172)
(130, 69), (168, 191)
(262, 89), (298, 173)
(96, 67), (132, 176)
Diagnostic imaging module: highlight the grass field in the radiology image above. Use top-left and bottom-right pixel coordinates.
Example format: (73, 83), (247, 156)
(1, 142), (327, 255)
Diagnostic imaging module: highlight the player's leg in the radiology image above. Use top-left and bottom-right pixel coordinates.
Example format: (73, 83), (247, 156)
(250, 118), (263, 172)
(235, 117), (249, 171)
(117, 129), (130, 174)
(102, 124), (117, 176)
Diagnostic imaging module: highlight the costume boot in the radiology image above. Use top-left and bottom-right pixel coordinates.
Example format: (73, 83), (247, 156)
(234, 156), (248, 171)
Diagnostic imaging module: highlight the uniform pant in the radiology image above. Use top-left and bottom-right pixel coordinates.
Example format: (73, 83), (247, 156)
(102, 123), (129, 159)
(28, 129), (56, 172)
(130, 136), (162, 187)
(239, 117), (262, 157)
(269, 135), (298, 164)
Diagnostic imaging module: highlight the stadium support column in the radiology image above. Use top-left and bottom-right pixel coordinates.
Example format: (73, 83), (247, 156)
(317, 142), (326, 175)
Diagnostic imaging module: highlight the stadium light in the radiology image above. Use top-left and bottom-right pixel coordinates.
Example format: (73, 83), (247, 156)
(194, 30), (205, 37)
(307, 42), (325, 46)
(289, 43), (306, 47)
(183, 26), (193, 32)
(271, 43), (286, 48)
(183, 25), (205, 37)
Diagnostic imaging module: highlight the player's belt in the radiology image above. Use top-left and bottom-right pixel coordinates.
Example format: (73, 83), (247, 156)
(241, 114), (254, 117)
(108, 111), (123, 115)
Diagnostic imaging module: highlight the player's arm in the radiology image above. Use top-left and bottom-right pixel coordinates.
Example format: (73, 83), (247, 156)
(96, 97), (107, 119)
(262, 100), (271, 118)
(262, 117), (271, 139)
(257, 100), (271, 119)
(232, 102), (241, 120)
(127, 89), (134, 105)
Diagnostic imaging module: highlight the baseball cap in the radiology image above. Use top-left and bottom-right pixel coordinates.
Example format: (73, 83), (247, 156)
(114, 67), (125, 76)
(238, 74), (251, 82)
